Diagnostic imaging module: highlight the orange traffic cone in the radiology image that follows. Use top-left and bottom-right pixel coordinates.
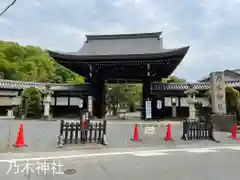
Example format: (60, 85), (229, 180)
(229, 124), (240, 141)
(164, 124), (174, 141)
(131, 123), (141, 141)
(13, 123), (27, 148)
(231, 124), (237, 139)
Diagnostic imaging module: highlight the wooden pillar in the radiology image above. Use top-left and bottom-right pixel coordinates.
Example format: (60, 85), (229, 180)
(83, 95), (88, 109)
(93, 82), (105, 119)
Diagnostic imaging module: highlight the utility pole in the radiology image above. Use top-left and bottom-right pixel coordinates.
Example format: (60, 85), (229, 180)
(0, 0), (17, 17)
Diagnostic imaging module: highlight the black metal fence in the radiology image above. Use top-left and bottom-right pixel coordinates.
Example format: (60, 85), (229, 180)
(58, 119), (107, 146)
(181, 120), (219, 142)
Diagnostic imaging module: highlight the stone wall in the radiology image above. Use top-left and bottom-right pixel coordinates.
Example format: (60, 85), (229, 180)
(211, 114), (236, 132)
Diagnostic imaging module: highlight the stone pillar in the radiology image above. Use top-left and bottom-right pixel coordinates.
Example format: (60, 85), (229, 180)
(11, 95), (20, 119)
(210, 71), (226, 114)
(43, 84), (52, 120)
(171, 97), (177, 118)
(188, 95), (196, 119)
(172, 107), (177, 117)
(43, 93), (51, 118)
(185, 87), (198, 121)
(93, 82), (105, 119)
(44, 101), (50, 116)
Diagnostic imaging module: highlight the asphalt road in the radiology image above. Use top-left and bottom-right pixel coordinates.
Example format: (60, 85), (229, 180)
(0, 119), (239, 153)
(1, 144), (240, 180)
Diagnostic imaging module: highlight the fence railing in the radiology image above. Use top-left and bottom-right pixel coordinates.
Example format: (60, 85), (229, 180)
(181, 120), (219, 142)
(58, 119), (107, 146)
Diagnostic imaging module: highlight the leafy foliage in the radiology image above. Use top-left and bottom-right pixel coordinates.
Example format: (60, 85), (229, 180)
(105, 75), (185, 115)
(106, 84), (142, 115)
(21, 87), (43, 119)
(0, 41), (84, 83)
(161, 75), (186, 83)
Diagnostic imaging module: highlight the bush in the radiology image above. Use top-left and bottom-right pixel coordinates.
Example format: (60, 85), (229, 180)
(21, 87), (43, 119)
(129, 102), (136, 112)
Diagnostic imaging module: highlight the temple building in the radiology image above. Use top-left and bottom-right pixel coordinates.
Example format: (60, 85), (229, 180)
(199, 69), (240, 82)
(0, 79), (240, 119)
(0, 79), (93, 118)
(1, 32), (240, 120)
(48, 32), (189, 119)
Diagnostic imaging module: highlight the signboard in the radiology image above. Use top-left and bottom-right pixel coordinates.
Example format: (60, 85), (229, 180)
(88, 96), (93, 116)
(210, 72), (226, 114)
(157, 100), (162, 109)
(145, 100), (152, 119)
(144, 126), (155, 135)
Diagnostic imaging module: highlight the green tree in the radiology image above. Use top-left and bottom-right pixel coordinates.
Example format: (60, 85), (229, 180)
(21, 87), (43, 119)
(105, 75), (185, 115)
(0, 41), (84, 83)
(106, 84), (142, 115)
(161, 75), (186, 83)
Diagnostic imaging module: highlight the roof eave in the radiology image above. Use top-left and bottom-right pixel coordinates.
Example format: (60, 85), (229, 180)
(48, 46), (190, 61)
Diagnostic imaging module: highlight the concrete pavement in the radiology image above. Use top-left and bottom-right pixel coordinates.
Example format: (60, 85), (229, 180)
(1, 144), (240, 179)
(0, 119), (183, 153)
(0, 119), (239, 153)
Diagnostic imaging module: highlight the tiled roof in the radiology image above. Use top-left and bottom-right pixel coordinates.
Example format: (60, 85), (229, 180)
(2, 79), (240, 92)
(232, 69), (240, 75)
(151, 81), (240, 91)
(198, 70), (240, 82)
(0, 79), (91, 91)
(48, 31), (189, 61)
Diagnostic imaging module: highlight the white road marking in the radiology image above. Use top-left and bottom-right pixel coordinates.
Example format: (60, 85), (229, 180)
(132, 152), (168, 156)
(0, 145), (240, 163)
(186, 149), (219, 153)
(226, 147), (240, 150)
(0, 151), (134, 163)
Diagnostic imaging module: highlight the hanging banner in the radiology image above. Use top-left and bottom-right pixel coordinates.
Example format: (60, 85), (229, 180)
(145, 100), (152, 119)
(88, 96), (93, 116)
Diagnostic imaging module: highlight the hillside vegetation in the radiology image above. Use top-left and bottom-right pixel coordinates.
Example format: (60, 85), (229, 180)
(0, 41), (84, 84)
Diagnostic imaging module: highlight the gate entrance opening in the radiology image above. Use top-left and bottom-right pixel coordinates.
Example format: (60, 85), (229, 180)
(49, 32), (189, 119)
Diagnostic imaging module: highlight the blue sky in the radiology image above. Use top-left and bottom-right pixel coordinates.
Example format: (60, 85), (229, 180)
(0, 0), (240, 81)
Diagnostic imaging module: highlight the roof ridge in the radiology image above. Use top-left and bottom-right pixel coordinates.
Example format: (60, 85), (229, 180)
(229, 68), (240, 71)
(0, 79), (75, 86)
(152, 81), (240, 91)
(86, 32), (162, 40)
